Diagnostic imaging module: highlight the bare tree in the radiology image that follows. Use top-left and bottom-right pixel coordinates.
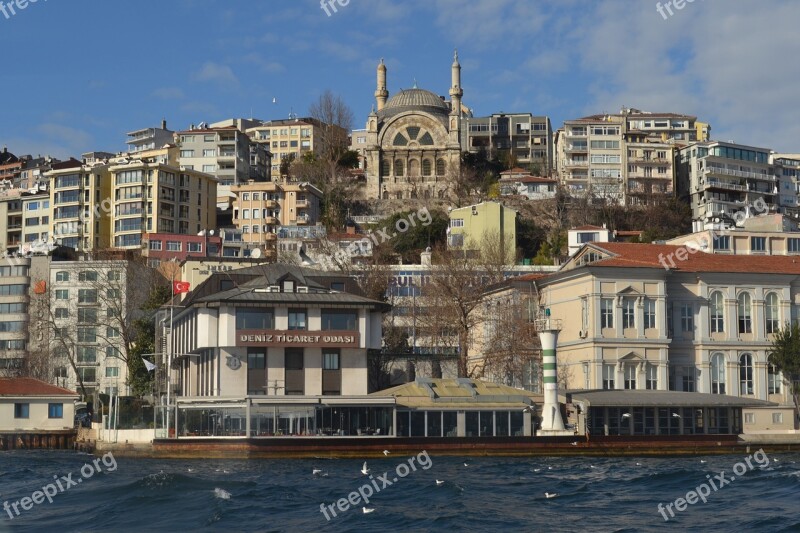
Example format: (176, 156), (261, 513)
(309, 89), (354, 183)
(480, 295), (540, 387)
(416, 244), (506, 378)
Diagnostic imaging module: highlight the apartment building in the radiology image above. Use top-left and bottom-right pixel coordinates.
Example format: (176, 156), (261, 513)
(176, 125), (256, 187)
(462, 113), (553, 174)
(556, 109), (706, 204)
(675, 141), (784, 232)
(247, 117), (337, 177)
(108, 146), (218, 249)
(447, 201), (517, 256)
(0, 147), (22, 186)
(231, 181), (322, 259)
(47, 260), (137, 398)
(126, 120), (174, 153)
(46, 158), (112, 252)
(498, 167), (557, 200)
(0, 259), (31, 374)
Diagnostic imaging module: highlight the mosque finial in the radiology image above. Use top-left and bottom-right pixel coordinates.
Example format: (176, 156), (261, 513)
(454, 48), (459, 62)
(412, 78), (418, 89)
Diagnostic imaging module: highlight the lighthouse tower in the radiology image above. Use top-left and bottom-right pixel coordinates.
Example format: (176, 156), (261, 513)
(535, 315), (572, 435)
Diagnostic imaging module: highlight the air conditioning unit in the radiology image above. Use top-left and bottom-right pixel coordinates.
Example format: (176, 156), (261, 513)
(297, 286), (309, 293)
(579, 330), (588, 338)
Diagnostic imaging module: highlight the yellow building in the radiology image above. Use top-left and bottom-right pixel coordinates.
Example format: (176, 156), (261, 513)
(447, 201), (517, 259)
(46, 159), (112, 251)
(231, 180), (322, 258)
(108, 146), (218, 249)
(247, 118), (339, 177)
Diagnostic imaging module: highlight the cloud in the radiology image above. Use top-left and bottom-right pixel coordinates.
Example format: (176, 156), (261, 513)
(193, 62), (239, 86)
(242, 53), (286, 74)
(37, 124), (93, 153)
(152, 87), (186, 100)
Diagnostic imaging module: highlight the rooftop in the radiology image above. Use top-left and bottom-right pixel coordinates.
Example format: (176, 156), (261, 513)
(372, 378), (541, 409)
(0, 378), (78, 398)
(566, 389), (776, 408)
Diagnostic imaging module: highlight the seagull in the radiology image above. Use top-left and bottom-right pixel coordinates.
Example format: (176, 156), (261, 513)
(435, 480), (445, 486)
(571, 441), (578, 446)
(313, 468), (323, 475)
(545, 492), (558, 499)
(272, 97), (277, 104)
(361, 461), (370, 475)
(774, 458), (780, 463)
(589, 465), (596, 469)
(548, 466), (553, 470)
(187, 468), (194, 473)
(636, 462), (642, 466)
(463, 462), (469, 467)
(621, 413), (632, 419)
(672, 413), (681, 418)
(362, 506), (375, 514)
(700, 460), (707, 464)
(533, 468), (541, 472)
(383, 450), (390, 456)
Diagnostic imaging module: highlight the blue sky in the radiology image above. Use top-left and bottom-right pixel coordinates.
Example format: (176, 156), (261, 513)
(1, 0), (799, 159)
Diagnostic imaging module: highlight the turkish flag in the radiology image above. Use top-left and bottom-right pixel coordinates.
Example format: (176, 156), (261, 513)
(173, 281), (191, 294)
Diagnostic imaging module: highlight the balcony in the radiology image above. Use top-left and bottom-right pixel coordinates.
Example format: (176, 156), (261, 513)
(296, 215), (310, 225)
(264, 232), (277, 241)
(296, 199), (309, 208)
(217, 152), (237, 161)
(566, 145), (588, 153)
(705, 178), (747, 192)
(629, 157), (669, 165)
(564, 160), (588, 167)
(705, 166), (776, 182)
(263, 216), (279, 225)
(264, 200), (278, 209)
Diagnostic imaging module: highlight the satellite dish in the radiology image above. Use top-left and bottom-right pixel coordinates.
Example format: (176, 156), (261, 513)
(209, 230), (215, 236)
(250, 248), (262, 259)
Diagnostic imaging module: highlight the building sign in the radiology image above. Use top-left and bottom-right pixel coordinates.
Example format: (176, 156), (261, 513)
(236, 330), (360, 348)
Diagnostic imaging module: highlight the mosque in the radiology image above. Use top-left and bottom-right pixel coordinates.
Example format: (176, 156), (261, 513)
(362, 52), (471, 200)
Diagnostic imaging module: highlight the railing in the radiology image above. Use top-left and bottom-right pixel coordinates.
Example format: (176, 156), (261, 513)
(706, 179), (748, 192)
(705, 167), (776, 181)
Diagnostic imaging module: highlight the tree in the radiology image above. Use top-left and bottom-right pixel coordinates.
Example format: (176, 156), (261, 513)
(480, 295), (540, 387)
(279, 153), (296, 178)
(416, 244), (507, 377)
(768, 322), (800, 423)
(309, 89), (354, 183)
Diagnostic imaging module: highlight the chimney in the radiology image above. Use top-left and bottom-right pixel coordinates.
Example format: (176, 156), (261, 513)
(161, 119), (167, 130)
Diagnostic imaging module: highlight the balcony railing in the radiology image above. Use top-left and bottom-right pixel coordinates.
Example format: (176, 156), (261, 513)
(705, 178), (747, 192)
(705, 167), (776, 181)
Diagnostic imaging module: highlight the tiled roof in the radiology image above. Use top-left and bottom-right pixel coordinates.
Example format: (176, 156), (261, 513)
(0, 378), (78, 397)
(500, 167), (529, 175)
(589, 242), (800, 274)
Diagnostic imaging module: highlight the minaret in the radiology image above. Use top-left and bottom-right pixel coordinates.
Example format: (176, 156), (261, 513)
(375, 58), (388, 111)
(449, 49), (463, 116)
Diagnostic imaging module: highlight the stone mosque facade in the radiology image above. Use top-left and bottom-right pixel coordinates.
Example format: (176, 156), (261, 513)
(363, 53), (470, 200)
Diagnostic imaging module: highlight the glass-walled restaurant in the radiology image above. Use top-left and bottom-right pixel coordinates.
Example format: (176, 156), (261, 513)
(174, 399), (534, 438)
(588, 406), (743, 436)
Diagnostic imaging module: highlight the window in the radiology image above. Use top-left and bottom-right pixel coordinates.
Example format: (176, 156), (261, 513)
(79, 368), (96, 383)
(646, 364), (657, 390)
(78, 308), (97, 323)
(738, 292), (752, 334)
(0, 284), (26, 296)
(0, 321), (25, 333)
(166, 241), (181, 251)
(644, 299), (656, 329)
(768, 364), (782, 394)
(711, 352), (726, 394)
(603, 364), (615, 390)
(713, 235), (730, 251)
(180, 149), (194, 157)
(751, 236), (766, 252)
(578, 232), (598, 244)
(107, 271), (121, 282)
(773, 412), (784, 424)
(288, 309), (307, 330)
(48, 403), (63, 419)
(77, 328), (96, 343)
(235, 308), (275, 329)
(107, 327), (120, 338)
(55, 289), (69, 300)
(765, 292), (779, 334)
(321, 310), (358, 330)
(55, 308), (69, 319)
(248, 349), (266, 369)
(14, 403), (29, 419)
(107, 289), (121, 299)
(78, 289), (98, 304)
(624, 365), (636, 390)
(739, 353), (754, 395)
(188, 242), (202, 253)
(622, 299), (635, 329)
(148, 239), (163, 251)
(78, 271), (98, 282)
(710, 291), (725, 333)
(680, 304), (693, 333)
(323, 349), (340, 370)
(106, 367), (119, 378)
(601, 299), (614, 329)
(56, 271), (70, 282)
(788, 238), (800, 253)
(450, 218), (464, 228)
(745, 413), (755, 424)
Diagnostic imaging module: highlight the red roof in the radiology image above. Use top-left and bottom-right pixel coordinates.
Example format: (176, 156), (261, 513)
(589, 242), (800, 274)
(0, 378), (78, 397)
(500, 167), (529, 175)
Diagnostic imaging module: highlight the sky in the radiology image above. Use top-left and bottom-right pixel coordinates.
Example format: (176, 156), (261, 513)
(1, 0), (799, 159)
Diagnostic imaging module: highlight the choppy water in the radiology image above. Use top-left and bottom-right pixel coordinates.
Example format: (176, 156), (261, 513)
(1, 450), (799, 532)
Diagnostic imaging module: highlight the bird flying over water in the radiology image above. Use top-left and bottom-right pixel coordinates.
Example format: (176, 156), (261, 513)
(361, 461), (370, 475)
(362, 506), (375, 514)
(545, 492), (558, 499)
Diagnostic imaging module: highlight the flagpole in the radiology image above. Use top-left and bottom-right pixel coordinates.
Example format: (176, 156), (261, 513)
(167, 261), (174, 438)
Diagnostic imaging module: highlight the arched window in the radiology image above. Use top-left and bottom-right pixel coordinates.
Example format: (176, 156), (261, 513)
(768, 364), (782, 394)
(394, 159), (404, 176)
(408, 159), (420, 177)
(382, 190), (389, 200)
(710, 291), (724, 333)
(436, 158), (446, 176)
(739, 353), (753, 395)
(765, 292), (779, 334)
(395, 191), (403, 200)
(737, 292), (752, 334)
(710, 352), (726, 394)
(422, 159), (432, 176)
